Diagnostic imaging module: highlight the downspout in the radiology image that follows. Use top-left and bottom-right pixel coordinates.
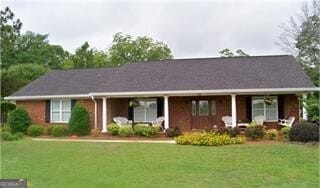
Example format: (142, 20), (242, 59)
(91, 95), (98, 129)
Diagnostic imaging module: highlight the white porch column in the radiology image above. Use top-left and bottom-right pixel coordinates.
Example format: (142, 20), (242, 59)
(302, 93), (308, 121)
(231, 94), (237, 128)
(164, 96), (169, 129)
(102, 97), (107, 133)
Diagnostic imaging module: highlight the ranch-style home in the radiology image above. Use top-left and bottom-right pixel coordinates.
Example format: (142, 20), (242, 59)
(5, 55), (318, 132)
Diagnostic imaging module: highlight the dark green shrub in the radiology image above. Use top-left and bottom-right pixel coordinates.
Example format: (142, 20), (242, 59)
(118, 126), (133, 137)
(107, 123), (120, 135)
(245, 125), (264, 140)
(69, 105), (90, 136)
(281, 126), (291, 139)
(46, 125), (55, 135)
(1, 131), (18, 141)
(175, 132), (245, 146)
(289, 122), (319, 142)
(216, 127), (240, 137)
(165, 127), (181, 137)
(52, 125), (68, 137)
(27, 125), (45, 137)
(8, 108), (31, 133)
(133, 125), (156, 137)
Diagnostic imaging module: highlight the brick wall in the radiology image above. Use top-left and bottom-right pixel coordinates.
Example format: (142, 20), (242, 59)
(16, 101), (46, 125)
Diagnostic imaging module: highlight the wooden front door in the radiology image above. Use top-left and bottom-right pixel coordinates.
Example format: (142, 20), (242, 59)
(191, 98), (217, 130)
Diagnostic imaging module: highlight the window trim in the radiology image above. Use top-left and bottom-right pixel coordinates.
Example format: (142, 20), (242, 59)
(133, 98), (157, 122)
(50, 99), (71, 123)
(252, 96), (278, 122)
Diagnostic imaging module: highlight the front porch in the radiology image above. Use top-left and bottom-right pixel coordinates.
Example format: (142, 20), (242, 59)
(86, 93), (305, 133)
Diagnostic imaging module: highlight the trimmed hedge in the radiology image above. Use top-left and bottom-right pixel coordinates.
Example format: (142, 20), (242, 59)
(245, 125), (264, 140)
(265, 129), (278, 140)
(133, 125), (157, 137)
(69, 105), (90, 136)
(52, 125), (68, 137)
(46, 125), (55, 135)
(27, 125), (45, 137)
(165, 127), (181, 137)
(107, 123), (120, 135)
(8, 108), (31, 133)
(289, 122), (319, 142)
(175, 132), (245, 146)
(118, 126), (133, 137)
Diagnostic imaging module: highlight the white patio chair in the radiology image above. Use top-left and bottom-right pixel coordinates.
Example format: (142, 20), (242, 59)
(254, 116), (265, 126)
(278, 116), (295, 127)
(113, 116), (129, 126)
(222, 116), (233, 128)
(153, 116), (165, 130)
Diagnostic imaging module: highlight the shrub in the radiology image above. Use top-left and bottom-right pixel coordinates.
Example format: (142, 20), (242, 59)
(153, 125), (162, 132)
(216, 127), (240, 137)
(281, 126), (291, 139)
(118, 126), (133, 137)
(91, 128), (100, 137)
(245, 125), (264, 140)
(27, 125), (45, 137)
(175, 132), (245, 146)
(46, 125), (55, 135)
(8, 108), (31, 133)
(165, 127), (181, 137)
(289, 122), (319, 142)
(1, 125), (12, 133)
(52, 125), (68, 137)
(265, 129), (278, 140)
(1, 131), (18, 141)
(134, 125), (157, 137)
(68, 105), (90, 136)
(15, 132), (24, 139)
(107, 123), (120, 135)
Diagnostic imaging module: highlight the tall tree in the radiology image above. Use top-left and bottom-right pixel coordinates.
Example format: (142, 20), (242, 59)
(0, 7), (22, 68)
(1, 63), (47, 97)
(107, 33), (173, 66)
(70, 42), (95, 68)
(219, 48), (249, 57)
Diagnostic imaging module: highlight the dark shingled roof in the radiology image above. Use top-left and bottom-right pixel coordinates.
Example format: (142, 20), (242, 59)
(10, 55), (315, 97)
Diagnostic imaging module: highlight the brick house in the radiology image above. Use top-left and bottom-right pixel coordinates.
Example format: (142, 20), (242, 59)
(5, 55), (317, 132)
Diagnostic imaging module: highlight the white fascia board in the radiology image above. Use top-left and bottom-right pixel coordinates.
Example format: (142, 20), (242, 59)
(5, 87), (319, 100)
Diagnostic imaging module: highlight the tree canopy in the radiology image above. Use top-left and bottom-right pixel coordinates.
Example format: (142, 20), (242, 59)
(219, 49), (249, 57)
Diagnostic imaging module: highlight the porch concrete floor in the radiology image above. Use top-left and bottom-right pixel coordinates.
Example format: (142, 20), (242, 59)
(31, 138), (176, 144)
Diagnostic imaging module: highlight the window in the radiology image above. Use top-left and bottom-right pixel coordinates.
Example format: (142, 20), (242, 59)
(51, 99), (71, 123)
(192, 100), (196, 116)
(199, 100), (209, 116)
(211, 100), (216, 116)
(252, 96), (278, 121)
(134, 99), (157, 122)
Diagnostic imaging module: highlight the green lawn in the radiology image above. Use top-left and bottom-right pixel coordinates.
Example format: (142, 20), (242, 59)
(1, 140), (319, 188)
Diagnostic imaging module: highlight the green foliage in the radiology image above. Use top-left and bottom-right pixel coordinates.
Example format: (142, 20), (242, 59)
(118, 126), (133, 137)
(245, 125), (264, 140)
(165, 127), (181, 137)
(0, 7), (22, 69)
(68, 105), (90, 136)
(289, 122), (319, 142)
(46, 125), (54, 135)
(281, 126), (291, 139)
(27, 125), (44, 137)
(219, 48), (249, 57)
(91, 128), (100, 137)
(133, 125), (157, 137)
(1, 63), (47, 96)
(107, 123), (120, 135)
(1, 131), (18, 141)
(15, 132), (24, 139)
(265, 129), (278, 140)
(107, 32), (173, 67)
(1, 125), (12, 133)
(8, 108), (31, 133)
(153, 125), (162, 132)
(52, 125), (68, 137)
(175, 132), (245, 146)
(70, 42), (95, 68)
(305, 94), (320, 122)
(216, 127), (240, 137)
(0, 100), (16, 114)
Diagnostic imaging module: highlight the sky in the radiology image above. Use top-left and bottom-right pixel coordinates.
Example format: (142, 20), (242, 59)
(2, 0), (310, 58)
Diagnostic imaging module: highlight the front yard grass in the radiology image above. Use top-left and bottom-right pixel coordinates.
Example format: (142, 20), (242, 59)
(1, 140), (319, 188)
